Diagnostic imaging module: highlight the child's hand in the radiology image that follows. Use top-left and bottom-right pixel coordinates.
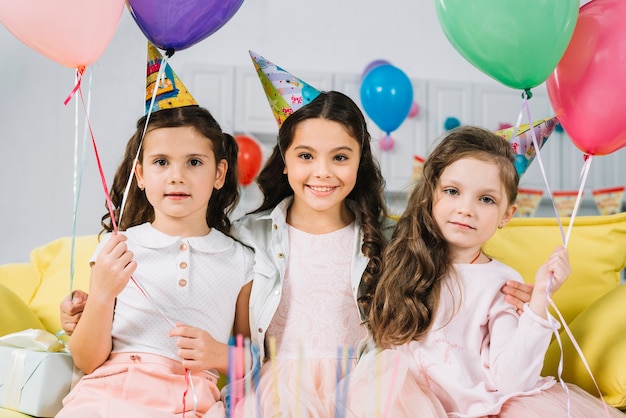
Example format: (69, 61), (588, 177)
(528, 246), (570, 318)
(60, 290), (89, 336)
(169, 323), (227, 373)
(89, 234), (135, 302)
(501, 281), (534, 315)
(534, 246), (570, 295)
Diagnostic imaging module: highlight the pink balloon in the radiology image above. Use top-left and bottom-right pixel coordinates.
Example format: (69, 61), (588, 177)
(408, 102), (420, 119)
(379, 135), (395, 152)
(547, 0), (626, 156)
(0, 0), (125, 68)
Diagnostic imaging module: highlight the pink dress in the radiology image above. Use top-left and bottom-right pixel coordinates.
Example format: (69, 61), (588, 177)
(234, 224), (444, 417)
(342, 261), (622, 417)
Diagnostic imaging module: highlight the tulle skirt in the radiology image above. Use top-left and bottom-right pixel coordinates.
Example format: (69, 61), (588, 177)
(497, 383), (624, 418)
(332, 349), (622, 418)
(332, 349), (447, 418)
(233, 357), (359, 418)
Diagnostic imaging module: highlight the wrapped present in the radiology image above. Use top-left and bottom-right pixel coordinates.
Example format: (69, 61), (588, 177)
(0, 329), (74, 417)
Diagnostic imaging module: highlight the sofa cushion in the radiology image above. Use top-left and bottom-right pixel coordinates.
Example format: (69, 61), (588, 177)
(28, 235), (99, 334)
(0, 283), (45, 336)
(484, 212), (626, 325)
(543, 283), (626, 410)
(0, 263), (40, 304)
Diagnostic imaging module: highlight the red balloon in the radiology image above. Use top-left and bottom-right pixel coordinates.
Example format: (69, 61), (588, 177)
(234, 135), (262, 186)
(547, 0), (626, 156)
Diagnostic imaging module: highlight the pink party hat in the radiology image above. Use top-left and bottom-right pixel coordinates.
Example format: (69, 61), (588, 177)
(249, 50), (321, 127)
(495, 116), (558, 178)
(146, 43), (197, 114)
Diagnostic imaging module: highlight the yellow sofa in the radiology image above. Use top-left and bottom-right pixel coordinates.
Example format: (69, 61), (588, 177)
(1, 213), (625, 417)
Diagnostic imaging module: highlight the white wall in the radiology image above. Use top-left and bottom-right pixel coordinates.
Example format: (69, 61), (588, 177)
(0, 0), (592, 263)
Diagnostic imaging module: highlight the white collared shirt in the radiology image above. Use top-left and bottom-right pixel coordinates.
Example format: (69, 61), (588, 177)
(92, 222), (254, 361)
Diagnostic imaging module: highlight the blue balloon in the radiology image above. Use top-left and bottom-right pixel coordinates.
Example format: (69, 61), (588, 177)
(444, 116), (461, 131)
(360, 64), (413, 135)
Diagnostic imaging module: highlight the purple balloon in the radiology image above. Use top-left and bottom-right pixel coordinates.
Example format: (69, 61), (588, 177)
(361, 59), (391, 81)
(127, 0), (245, 52)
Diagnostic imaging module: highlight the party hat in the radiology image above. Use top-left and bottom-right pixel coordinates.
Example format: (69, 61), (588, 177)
(249, 50), (321, 127)
(146, 42), (197, 114)
(495, 116), (558, 178)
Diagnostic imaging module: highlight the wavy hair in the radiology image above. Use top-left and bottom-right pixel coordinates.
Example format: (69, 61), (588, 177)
(101, 106), (239, 236)
(369, 126), (519, 347)
(253, 91), (388, 319)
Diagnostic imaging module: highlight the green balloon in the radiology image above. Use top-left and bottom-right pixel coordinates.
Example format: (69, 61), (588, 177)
(435, 0), (579, 90)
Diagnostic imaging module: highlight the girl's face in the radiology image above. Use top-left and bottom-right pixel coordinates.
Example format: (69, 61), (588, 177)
(135, 126), (227, 237)
(283, 118), (360, 220)
(432, 157), (516, 263)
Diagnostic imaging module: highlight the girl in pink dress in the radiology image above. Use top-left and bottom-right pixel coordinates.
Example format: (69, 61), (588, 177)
(344, 126), (623, 417)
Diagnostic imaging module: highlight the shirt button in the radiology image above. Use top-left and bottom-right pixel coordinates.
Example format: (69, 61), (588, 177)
(274, 289), (280, 295)
(278, 253), (284, 258)
(258, 328), (263, 333)
(273, 224), (278, 230)
(178, 279), (187, 287)
(179, 243), (187, 251)
(179, 261), (188, 269)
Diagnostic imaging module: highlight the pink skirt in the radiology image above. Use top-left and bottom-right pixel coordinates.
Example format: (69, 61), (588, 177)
(497, 383), (624, 418)
(233, 354), (447, 418)
(57, 352), (225, 418)
(233, 358), (345, 418)
(334, 349), (448, 418)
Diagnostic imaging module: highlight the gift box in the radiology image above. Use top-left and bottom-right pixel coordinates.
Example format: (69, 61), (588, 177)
(0, 330), (74, 417)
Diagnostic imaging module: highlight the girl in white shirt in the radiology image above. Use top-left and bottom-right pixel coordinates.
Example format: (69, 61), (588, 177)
(343, 126), (623, 417)
(57, 105), (253, 418)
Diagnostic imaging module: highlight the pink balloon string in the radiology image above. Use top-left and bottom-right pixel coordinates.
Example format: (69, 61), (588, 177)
(64, 62), (198, 416)
(63, 67), (86, 106)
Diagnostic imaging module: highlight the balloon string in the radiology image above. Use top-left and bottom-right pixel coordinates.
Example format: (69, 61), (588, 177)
(63, 66), (86, 106)
(68, 68), (92, 297)
(521, 99), (611, 417)
(119, 49), (168, 225)
(65, 56), (197, 415)
(63, 66), (117, 233)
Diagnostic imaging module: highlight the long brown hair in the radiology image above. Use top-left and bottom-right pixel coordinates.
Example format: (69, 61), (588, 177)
(369, 126), (519, 347)
(101, 106), (239, 236)
(253, 91), (388, 319)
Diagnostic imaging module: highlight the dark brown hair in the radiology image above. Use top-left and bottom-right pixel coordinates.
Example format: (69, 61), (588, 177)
(253, 91), (388, 319)
(101, 106), (239, 236)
